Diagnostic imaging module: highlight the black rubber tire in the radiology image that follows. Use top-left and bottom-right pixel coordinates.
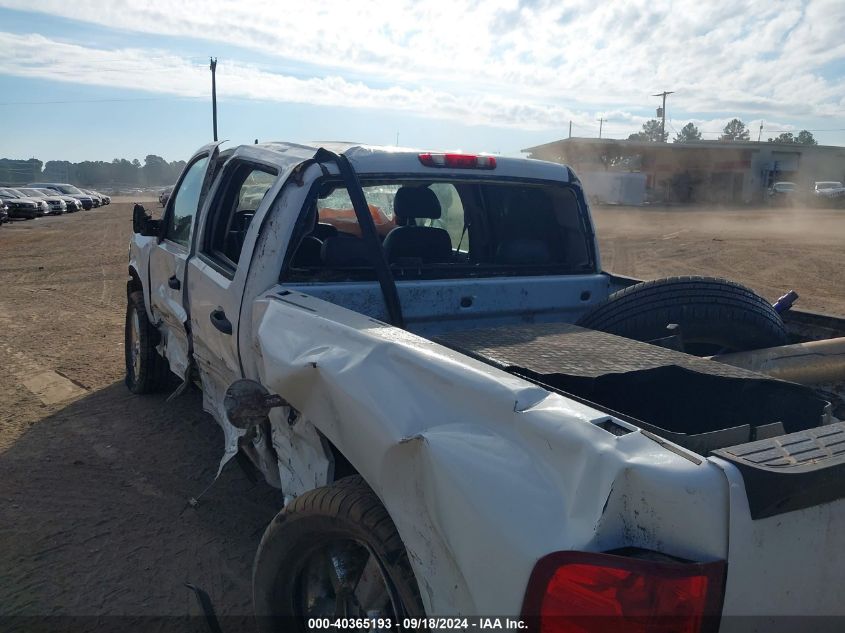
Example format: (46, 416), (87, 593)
(576, 276), (788, 355)
(253, 476), (426, 633)
(124, 290), (170, 393)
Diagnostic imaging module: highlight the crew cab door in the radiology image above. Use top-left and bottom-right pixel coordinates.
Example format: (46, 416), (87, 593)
(148, 143), (220, 380)
(187, 157), (278, 407)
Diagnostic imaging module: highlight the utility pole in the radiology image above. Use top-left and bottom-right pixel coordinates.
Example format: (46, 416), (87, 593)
(210, 57), (218, 142)
(597, 117), (606, 139)
(652, 91), (674, 142)
(758, 122), (764, 142)
(568, 121), (572, 138)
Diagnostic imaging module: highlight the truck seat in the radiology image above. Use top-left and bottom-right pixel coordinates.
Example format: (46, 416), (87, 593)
(383, 187), (452, 264)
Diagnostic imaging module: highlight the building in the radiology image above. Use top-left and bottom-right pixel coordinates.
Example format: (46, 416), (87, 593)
(523, 138), (845, 205)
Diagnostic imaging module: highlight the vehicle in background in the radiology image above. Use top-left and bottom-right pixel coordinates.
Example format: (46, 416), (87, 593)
(813, 181), (845, 204)
(84, 189), (102, 207)
(85, 189), (110, 206)
(767, 181), (797, 204)
(27, 183), (94, 209)
(13, 188), (66, 215)
(0, 189), (41, 219)
(0, 199), (8, 224)
(31, 188), (82, 212)
(159, 186), (172, 207)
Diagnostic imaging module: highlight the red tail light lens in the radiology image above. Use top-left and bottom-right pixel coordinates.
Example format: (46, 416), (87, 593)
(522, 551), (726, 633)
(418, 152), (496, 169)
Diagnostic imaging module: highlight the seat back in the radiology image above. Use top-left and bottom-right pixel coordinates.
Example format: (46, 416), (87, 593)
(383, 186), (452, 264)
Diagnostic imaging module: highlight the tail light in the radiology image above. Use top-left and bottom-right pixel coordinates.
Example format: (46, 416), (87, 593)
(521, 551), (726, 633)
(418, 152), (496, 169)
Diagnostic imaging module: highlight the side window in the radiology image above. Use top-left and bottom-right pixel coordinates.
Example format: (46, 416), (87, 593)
(165, 156), (209, 247)
(203, 162), (277, 273)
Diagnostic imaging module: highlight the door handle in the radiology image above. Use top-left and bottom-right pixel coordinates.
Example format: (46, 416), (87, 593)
(167, 275), (181, 290)
(209, 308), (233, 335)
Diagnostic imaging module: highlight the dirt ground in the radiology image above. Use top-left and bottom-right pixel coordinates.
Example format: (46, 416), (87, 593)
(0, 200), (843, 626)
(594, 204), (845, 315)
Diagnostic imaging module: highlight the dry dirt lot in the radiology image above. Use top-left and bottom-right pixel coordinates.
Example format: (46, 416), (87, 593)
(0, 200), (843, 627)
(594, 204), (845, 315)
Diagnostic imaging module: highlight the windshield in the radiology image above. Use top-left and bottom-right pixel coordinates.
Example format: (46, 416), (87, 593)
(0, 188), (22, 198)
(19, 188), (45, 197)
(816, 182), (842, 190)
(286, 178), (594, 281)
(59, 185), (84, 195)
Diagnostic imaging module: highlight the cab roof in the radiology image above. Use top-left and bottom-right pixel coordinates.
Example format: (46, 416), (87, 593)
(227, 141), (574, 183)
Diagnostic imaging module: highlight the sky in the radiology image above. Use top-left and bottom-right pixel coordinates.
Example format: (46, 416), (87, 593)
(0, 0), (844, 163)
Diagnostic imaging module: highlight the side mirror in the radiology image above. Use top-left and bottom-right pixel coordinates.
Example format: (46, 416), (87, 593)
(132, 203), (161, 236)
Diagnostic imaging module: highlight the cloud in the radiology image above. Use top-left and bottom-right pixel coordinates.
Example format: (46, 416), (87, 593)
(2, 0), (844, 129)
(0, 31), (592, 130)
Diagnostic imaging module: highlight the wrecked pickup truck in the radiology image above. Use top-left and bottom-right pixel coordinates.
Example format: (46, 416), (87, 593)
(127, 142), (845, 632)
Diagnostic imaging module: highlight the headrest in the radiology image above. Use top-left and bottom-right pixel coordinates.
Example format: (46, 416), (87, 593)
(394, 186), (441, 220)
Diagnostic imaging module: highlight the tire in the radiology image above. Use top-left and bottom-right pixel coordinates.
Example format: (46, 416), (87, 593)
(576, 276), (788, 355)
(253, 476), (426, 633)
(124, 290), (170, 393)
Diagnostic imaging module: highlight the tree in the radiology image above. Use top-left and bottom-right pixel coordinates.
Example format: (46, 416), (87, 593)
(720, 118), (750, 141)
(628, 119), (668, 142)
(673, 122), (702, 143)
(142, 154), (169, 186)
(797, 130), (817, 145)
(768, 132), (795, 144)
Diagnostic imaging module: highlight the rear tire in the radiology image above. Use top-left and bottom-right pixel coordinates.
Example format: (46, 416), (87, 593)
(253, 476), (426, 632)
(124, 291), (170, 393)
(576, 276), (788, 355)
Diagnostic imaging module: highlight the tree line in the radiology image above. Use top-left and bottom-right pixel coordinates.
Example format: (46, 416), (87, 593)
(627, 119), (818, 145)
(0, 155), (187, 188)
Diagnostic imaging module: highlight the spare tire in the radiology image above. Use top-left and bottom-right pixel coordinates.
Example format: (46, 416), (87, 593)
(576, 276), (788, 355)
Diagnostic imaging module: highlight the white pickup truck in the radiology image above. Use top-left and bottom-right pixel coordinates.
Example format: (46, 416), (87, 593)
(127, 142), (845, 632)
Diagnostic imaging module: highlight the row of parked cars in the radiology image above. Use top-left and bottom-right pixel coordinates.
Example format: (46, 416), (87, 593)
(768, 180), (845, 206)
(0, 183), (111, 224)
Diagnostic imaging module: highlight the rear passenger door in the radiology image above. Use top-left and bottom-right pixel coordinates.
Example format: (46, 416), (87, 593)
(188, 158), (278, 403)
(148, 143), (220, 380)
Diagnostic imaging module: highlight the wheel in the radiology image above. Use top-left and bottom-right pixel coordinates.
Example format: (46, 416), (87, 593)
(124, 290), (170, 393)
(576, 276), (788, 355)
(253, 476), (426, 632)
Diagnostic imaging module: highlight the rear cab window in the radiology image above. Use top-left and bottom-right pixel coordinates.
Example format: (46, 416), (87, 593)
(283, 177), (594, 282)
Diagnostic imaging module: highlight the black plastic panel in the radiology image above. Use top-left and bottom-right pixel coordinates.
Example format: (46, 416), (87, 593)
(713, 421), (845, 519)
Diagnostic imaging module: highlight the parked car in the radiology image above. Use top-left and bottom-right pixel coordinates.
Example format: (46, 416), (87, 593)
(767, 181), (797, 204)
(13, 187), (66, 215)
(813, 181), (845, 205)
(30, 188), (82, 212)
(84, 188), (110, 206)
(27, 183), (94, 209)
(127, 141), (845, 630)
(0, 199), (8, 224)
(84, 189), (101, 207)
(0, 188), (41, 219)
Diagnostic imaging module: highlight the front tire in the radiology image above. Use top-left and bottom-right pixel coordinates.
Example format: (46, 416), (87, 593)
(124, 291), (169, 393)
(253, 476), (426, 632)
